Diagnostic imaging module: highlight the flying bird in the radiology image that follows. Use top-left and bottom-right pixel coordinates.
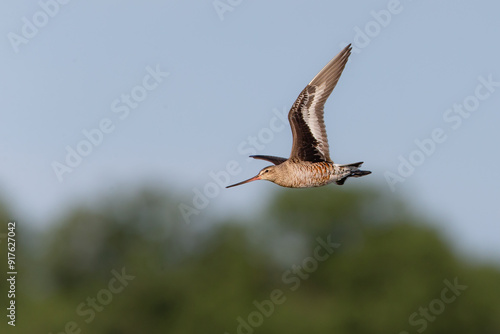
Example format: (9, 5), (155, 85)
(227, 44), (371, 189)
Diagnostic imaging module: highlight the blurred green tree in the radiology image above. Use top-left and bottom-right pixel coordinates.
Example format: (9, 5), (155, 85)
(3, 185), (500, 334)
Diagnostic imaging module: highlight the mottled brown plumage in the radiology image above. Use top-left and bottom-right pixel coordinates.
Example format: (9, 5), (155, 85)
(227, 44), (371, 189)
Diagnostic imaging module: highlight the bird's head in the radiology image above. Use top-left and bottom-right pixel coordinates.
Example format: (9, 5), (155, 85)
(226, 166), (277, 188)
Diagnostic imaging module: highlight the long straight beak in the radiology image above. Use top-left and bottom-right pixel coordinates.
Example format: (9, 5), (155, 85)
(226, 175), (261, 188)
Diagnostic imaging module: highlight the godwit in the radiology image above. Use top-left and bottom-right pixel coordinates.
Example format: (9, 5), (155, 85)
(227, 44), (371, 189)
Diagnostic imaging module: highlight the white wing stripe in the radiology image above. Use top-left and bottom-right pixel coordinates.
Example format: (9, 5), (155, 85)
(301, 84), (329, 157)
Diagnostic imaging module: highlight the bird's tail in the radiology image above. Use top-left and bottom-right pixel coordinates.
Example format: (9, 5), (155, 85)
(335, 162), (371, 185)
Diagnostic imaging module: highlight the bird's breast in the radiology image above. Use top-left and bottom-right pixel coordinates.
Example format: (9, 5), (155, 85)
(276, 161), (338, 188)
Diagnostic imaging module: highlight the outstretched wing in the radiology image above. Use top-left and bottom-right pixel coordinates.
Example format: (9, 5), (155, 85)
(288, 44), (352, 162)
(250, 155), (287, 165)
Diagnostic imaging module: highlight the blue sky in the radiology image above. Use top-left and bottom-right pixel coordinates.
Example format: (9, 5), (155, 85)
(0, 1), (499, 262)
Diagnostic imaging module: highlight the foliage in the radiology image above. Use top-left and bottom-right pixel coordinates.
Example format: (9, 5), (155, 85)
(1, 186), (500, 334)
